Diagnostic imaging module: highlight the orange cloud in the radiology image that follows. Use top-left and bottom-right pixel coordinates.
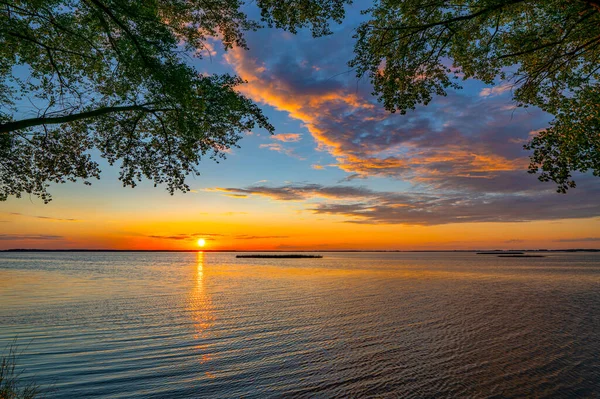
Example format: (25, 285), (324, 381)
(225, 47), (526, 185)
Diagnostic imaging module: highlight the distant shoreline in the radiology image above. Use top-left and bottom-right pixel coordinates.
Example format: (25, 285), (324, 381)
(1, 249), (599, 253)
(236, 254), (323, 259)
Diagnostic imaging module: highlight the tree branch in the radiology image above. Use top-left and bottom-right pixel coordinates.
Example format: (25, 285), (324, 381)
(83, 0), (154, 68)
(371, 0), (524, 32)
(0, 104), (169, 133)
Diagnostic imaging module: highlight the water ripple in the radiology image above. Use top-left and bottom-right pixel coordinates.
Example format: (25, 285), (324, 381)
(1, 252), (599, 397)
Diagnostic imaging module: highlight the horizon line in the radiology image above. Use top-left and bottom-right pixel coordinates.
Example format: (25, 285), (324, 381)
(1, 248), (599, 253)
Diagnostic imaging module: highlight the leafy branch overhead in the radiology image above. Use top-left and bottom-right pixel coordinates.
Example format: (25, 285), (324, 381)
(0, 0), (348, 202)
(350, 0), (600, 192)
(1, 0), (599, 202)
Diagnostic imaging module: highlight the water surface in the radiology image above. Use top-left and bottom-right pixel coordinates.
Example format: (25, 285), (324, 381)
(1, 252), (599, 397)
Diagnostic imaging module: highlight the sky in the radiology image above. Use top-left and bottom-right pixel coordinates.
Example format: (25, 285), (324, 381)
(1, 4), (599, 251)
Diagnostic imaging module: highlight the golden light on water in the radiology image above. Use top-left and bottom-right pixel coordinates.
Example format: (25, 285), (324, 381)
(197, 238), (206, 247)
(189, 250), (215, 348)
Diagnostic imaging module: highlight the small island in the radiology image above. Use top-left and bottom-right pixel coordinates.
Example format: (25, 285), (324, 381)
(477, 251), (525, 255)
(497, 255), (546, 258)
(236, 254), (323, 259)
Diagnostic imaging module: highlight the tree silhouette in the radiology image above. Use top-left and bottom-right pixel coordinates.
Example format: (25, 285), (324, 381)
(350, 0), (600, 192)
(2, 1), (599, 200)
(0, 0), (348, 202)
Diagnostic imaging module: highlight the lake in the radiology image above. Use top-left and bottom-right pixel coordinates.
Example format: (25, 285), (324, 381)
(1, 252), (599, 397)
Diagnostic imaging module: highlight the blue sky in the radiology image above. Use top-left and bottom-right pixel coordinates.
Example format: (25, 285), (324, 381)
(1, 2), (599, 250)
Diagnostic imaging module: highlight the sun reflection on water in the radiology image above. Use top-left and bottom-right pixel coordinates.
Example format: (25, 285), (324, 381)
(190, 251), (215, 336)
(188, 251), (216, 375)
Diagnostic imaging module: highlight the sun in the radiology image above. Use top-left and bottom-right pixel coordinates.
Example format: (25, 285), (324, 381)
(197, 238), (206, 247)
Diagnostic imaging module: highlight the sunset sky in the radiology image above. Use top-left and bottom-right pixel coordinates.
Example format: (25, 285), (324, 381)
(2, 4), (599, 251)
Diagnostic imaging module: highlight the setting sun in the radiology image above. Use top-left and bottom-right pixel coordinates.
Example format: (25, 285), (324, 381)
(197, 238), (206, 247)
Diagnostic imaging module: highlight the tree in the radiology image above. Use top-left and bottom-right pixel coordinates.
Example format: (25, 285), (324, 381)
(350, 0), (600, 192)
(4, 1), (598, 201)
(0, 0), (348, 202)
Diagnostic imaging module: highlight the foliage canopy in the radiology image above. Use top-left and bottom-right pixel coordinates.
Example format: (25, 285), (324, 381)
(2, 0), (599, 201)
(0, 0), (348, 202)
(350, 0), (600, 192)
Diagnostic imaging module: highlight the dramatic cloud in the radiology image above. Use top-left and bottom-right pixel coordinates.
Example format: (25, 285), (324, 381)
(224, 30), (557, 194)
(216, 29), (600, 227)
(0, 234), (63, 241)
(213, 182), (600, 225)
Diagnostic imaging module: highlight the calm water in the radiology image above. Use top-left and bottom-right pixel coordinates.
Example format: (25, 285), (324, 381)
(1, 252), (599, 398)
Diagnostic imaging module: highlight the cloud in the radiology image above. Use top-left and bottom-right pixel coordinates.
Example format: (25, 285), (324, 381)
(224, 30), (557, 194)
(6, 212), (80, 222)
(34, 215), (80, 221)
(214, 183), (379, 201)
(212, 182), (600, 225)
(259, 143), (284, 151)
(215, 29), (600, 226)
(479, 83), (514, 97)
(259, 143), (306, 160)
(149, 233), (225, 240)
(147, 232), (288, 240)
(0, 234), (63, 241)
(338, 173), (365, 183)
(555, 237), (600, 243)
(272, 133), (302, 142)
(234, 235), (289, 240)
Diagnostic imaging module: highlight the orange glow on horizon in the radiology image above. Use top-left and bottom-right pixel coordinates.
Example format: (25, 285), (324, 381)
(2, 196), (599, 251)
